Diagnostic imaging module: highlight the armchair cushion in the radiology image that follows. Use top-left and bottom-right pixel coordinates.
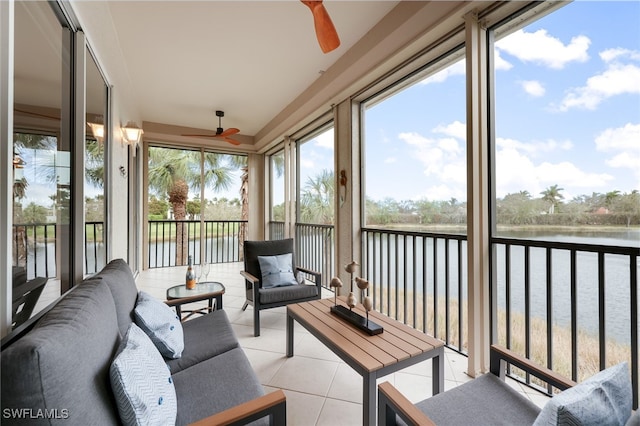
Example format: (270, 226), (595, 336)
(258, 283), (319, 305)
(533, 362), (632, 426)
(258, 253), (298, 288)
(412, 373), (540, 426)
(134, 291), (184, 359)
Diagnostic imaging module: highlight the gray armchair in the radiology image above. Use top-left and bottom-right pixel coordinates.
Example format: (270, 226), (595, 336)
(379, 344), (635, 426)
(240, 238), (322, 337)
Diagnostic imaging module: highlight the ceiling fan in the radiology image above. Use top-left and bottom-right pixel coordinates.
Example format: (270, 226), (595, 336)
(301, 0), (340, 54)
(182, 110), (241, 146)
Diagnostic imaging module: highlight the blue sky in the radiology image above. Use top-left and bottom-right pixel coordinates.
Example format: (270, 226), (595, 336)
(360, 1), (640, 203)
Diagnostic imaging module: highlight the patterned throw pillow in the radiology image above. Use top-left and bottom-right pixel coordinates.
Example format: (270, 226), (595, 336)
(134, 291), (184, 359)
(258, 253), (298, 288)
(110, 323), (177, 426)
(533, 362), (632, 426)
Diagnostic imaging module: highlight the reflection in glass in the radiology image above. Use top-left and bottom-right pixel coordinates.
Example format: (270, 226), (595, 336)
(13, 0), (69, 321)
(85, 49), (107, 274)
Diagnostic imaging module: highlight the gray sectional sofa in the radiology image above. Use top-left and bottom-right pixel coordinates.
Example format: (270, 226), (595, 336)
(1, 259), (286, 425)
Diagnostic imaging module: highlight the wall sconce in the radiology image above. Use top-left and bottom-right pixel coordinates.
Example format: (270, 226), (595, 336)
(87, 121), (105, 144)
(121, 121), (143, 155)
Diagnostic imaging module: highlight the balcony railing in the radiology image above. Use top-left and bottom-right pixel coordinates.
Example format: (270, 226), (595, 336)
(361, 228), (468, 354)
(12, 222), (105, 279)
(295, 223), (334, 289)
(148, 219), (247, 268)
(492, 236), (639, 409)
(267, 221), (335, 289)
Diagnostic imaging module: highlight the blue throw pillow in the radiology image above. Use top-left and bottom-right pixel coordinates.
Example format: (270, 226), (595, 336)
(134, 291), (184, 359)
(258, 253), (298, 288)
(110, 323), (177, 426)
(533, 362), (632, 426)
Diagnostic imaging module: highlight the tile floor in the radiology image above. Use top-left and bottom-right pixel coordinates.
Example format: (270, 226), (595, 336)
(136, 262), (551, 425)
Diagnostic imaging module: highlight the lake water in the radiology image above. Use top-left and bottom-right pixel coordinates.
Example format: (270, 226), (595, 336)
(363, 229), (639, 344)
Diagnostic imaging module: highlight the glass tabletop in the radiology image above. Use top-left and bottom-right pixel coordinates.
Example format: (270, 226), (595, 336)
(166, 281), (225, 299)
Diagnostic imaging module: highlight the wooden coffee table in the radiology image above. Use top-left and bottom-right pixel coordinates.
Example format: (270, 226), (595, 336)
(286, 297), (444, 426)
(166, 281), (225, 320)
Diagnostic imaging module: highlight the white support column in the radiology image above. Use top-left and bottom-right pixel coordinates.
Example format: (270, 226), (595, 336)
(284, 136), (296, 239)
(465, 10), (491, 377)
(334, 100), (361, 293)
(247, 152), (265, 241)
(0, 0), (14, 337)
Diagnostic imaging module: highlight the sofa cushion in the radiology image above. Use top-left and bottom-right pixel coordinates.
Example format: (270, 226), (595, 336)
(96, 258), (139, 336)
(110, 323), (177, 426)
(165, 310), (239, 374)
(134, 291), (184, 359)
(1, 279), (121, 425)
(172, 347), (268, 426)
(411, 373), (540, 426)
(533, 362), (632, 426)
(258, 253), (297, 288)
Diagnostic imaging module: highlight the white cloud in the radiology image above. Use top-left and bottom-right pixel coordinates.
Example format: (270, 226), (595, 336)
(495, 137), (612, 198)
(595, 123), (640, 152)
(433, 120), (466, 140)
(495, 29), (590, 69)
(314, 131), (334, 150)
(415, 183), (466, 202)
(300, 158), (315, 170)
(384, 157), (397, 164)
(595, 123), (640, 183)
(521, 80), (545, 97)
(558, 62), (640, 111)
(493, 49), (513, 71)
(420, 59), (465, 85)
(496, 137), (573, 156)
(600, 48), (640, 62)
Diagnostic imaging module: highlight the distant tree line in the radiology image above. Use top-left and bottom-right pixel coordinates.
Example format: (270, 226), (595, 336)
(273, 170), (640, 228)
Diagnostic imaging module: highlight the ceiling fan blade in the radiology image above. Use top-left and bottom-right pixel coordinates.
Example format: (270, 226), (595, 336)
(217, 127), (240, 137)
(301, 0), (340, 53)
(223, 137), (241, 146)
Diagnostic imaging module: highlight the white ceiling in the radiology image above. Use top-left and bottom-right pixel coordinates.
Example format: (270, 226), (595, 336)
(105, 1), (400, 141)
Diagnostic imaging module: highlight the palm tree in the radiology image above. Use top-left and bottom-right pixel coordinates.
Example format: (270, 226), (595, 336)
(225, 156), (249, 256)
(540, 184), (564, 214)
(300, 169), (334, 224)
(148, 148), (237, 265)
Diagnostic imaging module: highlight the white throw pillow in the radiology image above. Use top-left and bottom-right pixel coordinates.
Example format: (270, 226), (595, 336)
(110, 323), (177, 426)
(134, 291), (184, 359)
(533, 362), (632, 426)
(258, 253), (298, 288)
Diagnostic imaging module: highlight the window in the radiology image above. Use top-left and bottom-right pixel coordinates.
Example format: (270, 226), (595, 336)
(363, 50), (467, 232)
(490, 0), (639, 384)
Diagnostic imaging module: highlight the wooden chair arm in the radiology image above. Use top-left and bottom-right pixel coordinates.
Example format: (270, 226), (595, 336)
(490, 344), (576, 391)
(377, 381), (435, 426)
(189, 390), (286, 426)
(240, 270), (260, 284)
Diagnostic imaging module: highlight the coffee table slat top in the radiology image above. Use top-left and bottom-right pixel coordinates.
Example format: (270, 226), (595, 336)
(303, 300), (401, 367)
(316, 299), (434, 357)
(288, 298), (444, 374)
